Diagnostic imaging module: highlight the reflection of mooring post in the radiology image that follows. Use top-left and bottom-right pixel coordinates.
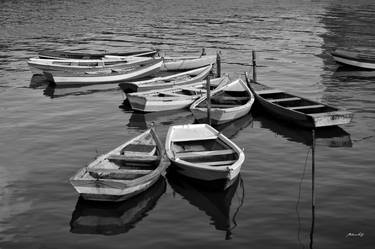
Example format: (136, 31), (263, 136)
(206, 75), (211, 125)
(252, 50), (257, 82)
(216, 51), (221, 78)
(310, 129), (316, 249)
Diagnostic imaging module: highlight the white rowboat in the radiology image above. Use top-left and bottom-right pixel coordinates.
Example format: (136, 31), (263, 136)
(70, 128), (169, 202)
(127, 76), (230, 112)
(119, 64), (213, 93)
(44, 59), (163, 86)
(165, 124), (244, 188)
(27, 56), (154, 75)
(190, 78), (254, 125)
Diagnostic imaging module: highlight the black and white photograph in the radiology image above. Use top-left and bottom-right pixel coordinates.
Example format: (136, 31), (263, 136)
(0, 0), (374, 248)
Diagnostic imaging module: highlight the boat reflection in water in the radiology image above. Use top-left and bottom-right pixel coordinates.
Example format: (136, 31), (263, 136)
(70, 177), (166, 235)
(126, 109), (193, 131)
(252, 113), (352, 147)
(43, 83), (119, 99)
(333, 67), (375, 79)
(214, 113), (253, 139)
(167, 170), (244, 240)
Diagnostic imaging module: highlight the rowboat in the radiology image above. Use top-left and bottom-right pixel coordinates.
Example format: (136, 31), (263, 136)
(127, 76), (230, 112)
(331, 49), (375, 70)
(161, 55), (216, 71)
(70, 128), (170, 202)
(245, 73), (353, 128)
(38, 49), (157, 60)
(27, 56), (155, 75)
(119, 64), (212, 93)
(70, 177), (166, 235)
(167, 170), (243, 239)
(165, 124), (245, 187)
(44, 59), (163, 86)
(110, 54), (216, 71)
(190, 78), (254, 125)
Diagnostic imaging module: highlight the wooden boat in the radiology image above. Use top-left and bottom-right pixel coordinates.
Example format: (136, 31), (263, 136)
(127, 76), (230, 113)
(70, 128), (170, 202)
(38, 49), (157, 60)
(165, 124), (245, 187)
(167, 171), (243, 239)
(27, 56), (154, 75)
(70, 177), (166, 235)
(244, 73), (353, 128)
(161, 55), (216, 71)
(190, 78), (254, 125)
(331, 49), (375, 70)
(110, 54), (216, 71)
(44, 59), (163, 86)
(119, 64), (212, 93)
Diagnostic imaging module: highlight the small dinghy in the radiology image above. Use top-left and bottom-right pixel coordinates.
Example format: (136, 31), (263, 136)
(70, 128), (169, 202)
(245, 73), (353, 128)
(119, 64), (212, 93)
(165, 124), (244, 188)
(38, 49), (157, 60)
(331, 48), (375, 70)
(44, 59), (163, 86)
(190, 78), (254, 125)
(161, 54), (217, 71)
(127, 76), (230, 112)
(27, 56), (154, 75)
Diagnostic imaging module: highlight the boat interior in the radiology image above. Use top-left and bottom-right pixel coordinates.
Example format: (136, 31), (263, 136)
(198, 90), (250, 109)
(259, 91), (337, 114)
(173, 139), (238, 166)
(86, 132), (160, 180)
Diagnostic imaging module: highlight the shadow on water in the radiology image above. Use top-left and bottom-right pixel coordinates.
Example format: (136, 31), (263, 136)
(126, 109), (193, 131)
(252, 113), (352, 147)
(167, 170), (245, 240)
(70, 177), (166, 235)
(43, 83), (120, 98)
(213, 113), (254, 139)
(332, 66), (375, 80)
(29, 74), (50, 89)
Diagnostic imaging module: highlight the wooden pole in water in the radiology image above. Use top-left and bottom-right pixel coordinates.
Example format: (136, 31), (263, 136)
(252, 50), (257, 82)
(216, 51), (221, 78)
(309, 129), (316, 249)
(206, 75), (211, 125)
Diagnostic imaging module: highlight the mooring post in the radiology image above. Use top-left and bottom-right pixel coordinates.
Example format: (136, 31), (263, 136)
(201, 47), (206, 56)
(252, 50), (257, 82)
(206, 75), (211, 125)
(216, 51), (221, 78)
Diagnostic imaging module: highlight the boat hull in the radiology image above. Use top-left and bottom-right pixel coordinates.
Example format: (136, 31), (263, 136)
(71, 173), (161, 202)
(332, 50), (375, 70)
(128, 95), (197, 112)
(44, 60), (163, 86)
(161, 55), (216, 71)
(191, 105), (252, 125)
(119, 65), (212, 93)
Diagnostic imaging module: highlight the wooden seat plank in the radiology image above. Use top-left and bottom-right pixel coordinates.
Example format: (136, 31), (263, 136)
(268, 97), (300, 103)
(87, 168), (152, 179)
(256, 89), (283, 95)
(107, 154), (159, 163)
(288, 104), (325, 110)
(177, 149), (234, 159)
(198, 160), (236, 166)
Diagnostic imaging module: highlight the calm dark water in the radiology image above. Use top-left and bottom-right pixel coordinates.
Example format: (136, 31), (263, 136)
(1, 0), (375, 248)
